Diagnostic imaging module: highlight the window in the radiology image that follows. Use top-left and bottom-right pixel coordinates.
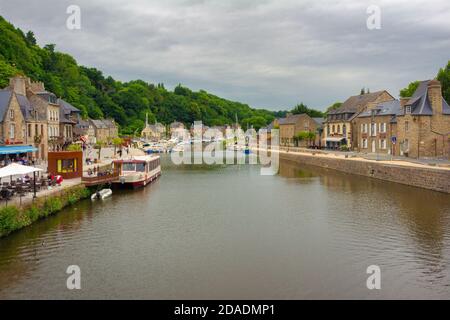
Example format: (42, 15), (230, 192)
(41, 125), (44, 136)
(362, 138), (368, 149)
(327, 125), (330, 135)
(10, 124), (15, 139)
(380, 123), (386, 133)
(337, 125), (340, 133)
(371, 123), (377, 136)
(28, 124), (32, 137)
(9, 110), (14, 120)
(381, 139), (386, 149)
(405, 121), (409, 132)
(57, 159), (77, 173)
(35, 124), (38, 137)
(332, 125), (335, 133)
(122, 163), (136, 171)
(136, 163), (145, 172)
(343, 125), (347, 135)
(405, 106), (411, 114)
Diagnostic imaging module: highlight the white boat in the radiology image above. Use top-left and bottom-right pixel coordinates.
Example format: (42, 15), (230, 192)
(91, 188), (113, 200)
(112, 155), (161, 188)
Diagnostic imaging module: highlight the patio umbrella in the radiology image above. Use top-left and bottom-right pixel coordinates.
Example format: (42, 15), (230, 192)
(0, 163), (43, 198)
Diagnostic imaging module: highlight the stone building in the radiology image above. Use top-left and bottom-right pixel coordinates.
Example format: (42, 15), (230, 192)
(279, 113), (324, 147)
(323, 90), (395, 149)
(396, 80), (450, 158)
(1, 76), (50, 160)
(58, 98), (81, 144)
(141, 114), (166, 141)
(354, 100), (401, 155)
(0, 90), (26, 146)
(90, 119), (119, 143)
(169, 121), (185, 140)
(74, 119), (96, 143)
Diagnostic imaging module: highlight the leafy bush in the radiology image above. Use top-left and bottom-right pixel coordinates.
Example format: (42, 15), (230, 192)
(0, 207), (21, 236)
(0, 186), (92, 238)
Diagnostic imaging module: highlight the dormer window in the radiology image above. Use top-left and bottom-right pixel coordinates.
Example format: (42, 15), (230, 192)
(405, 106), (411, 114)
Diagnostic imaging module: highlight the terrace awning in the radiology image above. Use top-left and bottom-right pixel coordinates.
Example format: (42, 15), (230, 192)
(0, 145), (38, 155)
(325, 137), (345, 142)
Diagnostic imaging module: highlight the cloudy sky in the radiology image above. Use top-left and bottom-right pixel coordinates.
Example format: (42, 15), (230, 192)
(1, 0), (449, 111)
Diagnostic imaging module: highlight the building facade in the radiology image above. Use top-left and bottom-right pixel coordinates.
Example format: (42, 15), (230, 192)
(323, 90), (395, 149)
(354, 100), (400, 155)
(279, 113), (323, 147)
(90, 119), (119, 143)
(396, 80), (450, 158)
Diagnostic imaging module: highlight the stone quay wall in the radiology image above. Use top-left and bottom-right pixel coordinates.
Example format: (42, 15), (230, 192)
(280, 152), (450, 193)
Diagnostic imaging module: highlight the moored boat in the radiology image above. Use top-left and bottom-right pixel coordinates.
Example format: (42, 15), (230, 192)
(111, 155), (161, 188)
(91, 188), (113, 200)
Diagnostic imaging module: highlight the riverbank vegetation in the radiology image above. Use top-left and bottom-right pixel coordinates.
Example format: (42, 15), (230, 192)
(0, 186), (91, 238)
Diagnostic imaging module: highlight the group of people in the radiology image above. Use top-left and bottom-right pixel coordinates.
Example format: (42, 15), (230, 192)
(0, 156), (36, 168)
(87, 166), (113, 177)
(47, 173), (63, 186)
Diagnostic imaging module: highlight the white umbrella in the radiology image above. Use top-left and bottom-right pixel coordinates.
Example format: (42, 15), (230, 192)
(0, 163), (43, 178)
(0, 163), (43, 198)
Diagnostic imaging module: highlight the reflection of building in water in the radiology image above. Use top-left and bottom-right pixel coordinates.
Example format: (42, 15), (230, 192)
(279, 159), (317, 179)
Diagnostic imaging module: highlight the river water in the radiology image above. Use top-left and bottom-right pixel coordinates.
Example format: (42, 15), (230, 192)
(0, 155), (449, 299)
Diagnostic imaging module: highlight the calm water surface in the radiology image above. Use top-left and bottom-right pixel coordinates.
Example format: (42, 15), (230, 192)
(0, 156), (449, 299)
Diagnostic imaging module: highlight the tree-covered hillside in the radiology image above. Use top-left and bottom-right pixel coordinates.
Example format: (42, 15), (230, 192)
(0, 15), (280, 134)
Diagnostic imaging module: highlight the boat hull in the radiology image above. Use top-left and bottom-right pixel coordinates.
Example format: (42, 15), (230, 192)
(112, 170), (161, 189)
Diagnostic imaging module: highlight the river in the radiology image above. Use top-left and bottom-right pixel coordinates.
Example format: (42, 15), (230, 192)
(0, 155), (449, 299)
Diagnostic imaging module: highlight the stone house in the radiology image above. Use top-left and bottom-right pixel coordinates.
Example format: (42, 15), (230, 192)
(0, 90), (26, 146)
(396, 80), (450, 158)
(58, 98), (81, 144)
(279, 113), (324, 147)
(90, 119), (119, 143)
(74, 119), (96, 144)
(169, 121), (186, 140)
(1, 76), (50, 160)
(323, 90), (395, 149)
(141, 114), (166, 141)
(354, 100), (401, 155)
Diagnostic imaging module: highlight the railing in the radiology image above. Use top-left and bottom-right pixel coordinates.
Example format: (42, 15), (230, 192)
(81, 170), (120, 186)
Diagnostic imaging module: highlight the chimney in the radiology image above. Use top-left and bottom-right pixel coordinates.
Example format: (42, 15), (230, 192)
(427, 79), (443, 114)
(9, 76), (27, 96)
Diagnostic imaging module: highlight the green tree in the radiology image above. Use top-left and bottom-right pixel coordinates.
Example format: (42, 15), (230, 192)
(25, 31), (36, 46)
(292, 103), (324, 118)
(437, 60), (450, 103)
(400, 81), (420, 98)
(325, 102), (342, 115)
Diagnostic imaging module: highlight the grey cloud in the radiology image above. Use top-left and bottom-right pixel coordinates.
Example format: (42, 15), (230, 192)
(0, 0), (449, 110)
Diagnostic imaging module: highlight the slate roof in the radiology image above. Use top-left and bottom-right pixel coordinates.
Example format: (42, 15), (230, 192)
(170, 121), (184, 128)
(328, 91), (388, 115)
(16, 93), (35, 120)
(358, 100), (402, 123)
(90, 119), (117, 129)
(0, 90), (13, 122)
(90, 119), (108, 129)
(312, 117), (325, 127)
(404, 80), (450, 116)
(58, 98), (80, 115)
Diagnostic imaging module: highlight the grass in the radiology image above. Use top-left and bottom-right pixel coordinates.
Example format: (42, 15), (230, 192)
(0, 185), (91, 238)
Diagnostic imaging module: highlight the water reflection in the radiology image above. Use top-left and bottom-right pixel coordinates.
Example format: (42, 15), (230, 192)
(0, 157), (449, 299)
